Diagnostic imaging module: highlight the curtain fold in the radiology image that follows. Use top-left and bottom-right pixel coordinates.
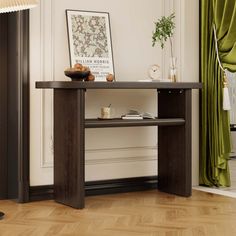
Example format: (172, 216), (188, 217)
(200, 0), (236, 187)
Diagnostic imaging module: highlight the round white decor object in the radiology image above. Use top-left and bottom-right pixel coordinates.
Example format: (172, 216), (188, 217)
(148, 64), (161, 80)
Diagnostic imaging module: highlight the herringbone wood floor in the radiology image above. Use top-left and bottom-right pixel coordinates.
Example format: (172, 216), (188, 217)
(0, 190), (236, 236)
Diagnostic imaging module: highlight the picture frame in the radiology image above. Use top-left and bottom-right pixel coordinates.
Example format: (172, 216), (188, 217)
(66, 10), (115, 81)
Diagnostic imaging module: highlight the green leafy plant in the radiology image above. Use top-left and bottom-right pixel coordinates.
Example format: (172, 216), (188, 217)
(152, 13), (175, 59)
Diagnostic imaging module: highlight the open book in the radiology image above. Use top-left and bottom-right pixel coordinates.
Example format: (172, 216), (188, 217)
(121, 110), (155, 120)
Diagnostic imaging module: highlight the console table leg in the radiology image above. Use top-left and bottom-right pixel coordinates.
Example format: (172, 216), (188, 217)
(54, 89), (85, 208)
(158, 89), (192, 197)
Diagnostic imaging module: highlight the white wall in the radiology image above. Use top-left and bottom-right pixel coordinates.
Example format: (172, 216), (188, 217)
(30, 0), (199, 186)
(181, 0), (200, 186)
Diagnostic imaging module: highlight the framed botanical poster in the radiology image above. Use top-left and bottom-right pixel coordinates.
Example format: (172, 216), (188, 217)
(66, 10), (115, 81)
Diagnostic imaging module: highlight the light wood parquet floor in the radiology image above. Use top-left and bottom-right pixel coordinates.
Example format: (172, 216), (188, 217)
(1, 190), (236, 236)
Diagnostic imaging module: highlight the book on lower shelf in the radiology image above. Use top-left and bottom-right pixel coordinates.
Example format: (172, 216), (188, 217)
(121, 115), (143, 120)
(142, 112), (155, 119)
(121, 110), (155, 120)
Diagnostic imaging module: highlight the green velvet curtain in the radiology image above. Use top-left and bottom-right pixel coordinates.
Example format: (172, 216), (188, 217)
(200, 0), (236, 186)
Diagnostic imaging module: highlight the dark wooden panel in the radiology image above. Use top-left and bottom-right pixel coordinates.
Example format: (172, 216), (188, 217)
(85, 118), (185, 128)
(36, 81), (202, 90)
(85, 176), (157, 196)
(0, 14), (8, 200)
(29, 185), (54, 202)
(54, 89), (85, 209)
(6, 11), (30, 202)
(29, 176), (158, 201)
(7, 12), (19, 199)
(17, 11), (30, 203)
(158, 89), (192, 197)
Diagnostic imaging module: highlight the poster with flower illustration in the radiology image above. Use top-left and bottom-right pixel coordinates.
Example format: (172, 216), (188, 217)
(66, 10), (115, 81)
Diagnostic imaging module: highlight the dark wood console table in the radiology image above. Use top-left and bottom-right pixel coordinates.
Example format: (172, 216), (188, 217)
(36, 81), (202, 209)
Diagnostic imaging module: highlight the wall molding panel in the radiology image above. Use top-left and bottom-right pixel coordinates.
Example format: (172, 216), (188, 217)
(39, 0), (55, 168)
(43, 146), (157, 167)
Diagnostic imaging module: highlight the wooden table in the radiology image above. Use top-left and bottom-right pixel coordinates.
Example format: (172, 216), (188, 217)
(36, 81), (202, 209)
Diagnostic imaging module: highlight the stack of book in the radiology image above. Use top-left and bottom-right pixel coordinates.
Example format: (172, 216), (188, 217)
(121, 110), (155, 120)
(121, 114), (143, 120)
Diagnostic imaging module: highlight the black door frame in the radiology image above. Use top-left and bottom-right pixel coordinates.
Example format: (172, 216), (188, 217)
(0, 13), (8, 200)
(0, 11), (30, 202)
(17, 10), (30, 203)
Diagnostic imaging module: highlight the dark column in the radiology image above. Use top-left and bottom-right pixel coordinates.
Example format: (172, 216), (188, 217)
(0, 14), (8, 200)
(158, 89), (192, 197)
(0, 11), (30, 202)
(15, 11), (30, 203)
(54, 89), (85, 208)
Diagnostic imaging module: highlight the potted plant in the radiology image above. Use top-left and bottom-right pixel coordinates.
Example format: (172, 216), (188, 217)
(152, 13), (177, 82)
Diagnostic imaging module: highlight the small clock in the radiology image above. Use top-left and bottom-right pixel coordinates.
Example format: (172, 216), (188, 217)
(148, 64), (161, 80)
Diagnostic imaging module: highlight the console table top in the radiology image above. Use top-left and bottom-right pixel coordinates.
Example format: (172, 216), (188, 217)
(36, 81), (202, 90)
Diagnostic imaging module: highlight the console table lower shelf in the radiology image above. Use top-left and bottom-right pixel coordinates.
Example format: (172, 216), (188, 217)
(85, 118), (185, 128)
(36, 81), (202, 209)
